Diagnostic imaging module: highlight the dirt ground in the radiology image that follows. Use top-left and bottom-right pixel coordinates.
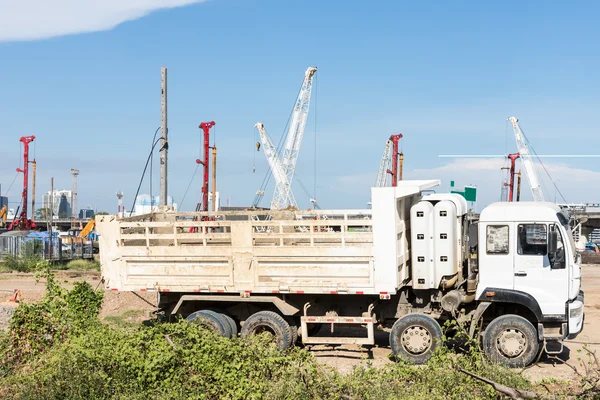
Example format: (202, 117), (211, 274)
(0, 266), (598, 383)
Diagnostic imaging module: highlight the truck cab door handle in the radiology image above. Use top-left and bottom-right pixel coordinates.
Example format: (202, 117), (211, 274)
(514, 272), (527, 277)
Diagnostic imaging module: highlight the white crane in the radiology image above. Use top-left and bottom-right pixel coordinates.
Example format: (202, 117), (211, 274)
(376, 139), (392, 187)
(256, 66), (317, 209)
(508, 116), (544, 202)
(254, 122), (296, 209)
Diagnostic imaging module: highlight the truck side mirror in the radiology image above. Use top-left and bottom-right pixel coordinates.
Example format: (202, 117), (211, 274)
(548, 229), (558, 254)
(468, 223), (478, 248)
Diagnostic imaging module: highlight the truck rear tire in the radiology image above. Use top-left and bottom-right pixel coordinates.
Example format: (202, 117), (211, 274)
(390, 314), (443, 365)
(186, 310), (231, 338)
(285, 317), (299, 347)
(241, 311), (292, 351)
(482, 314), (539, 368)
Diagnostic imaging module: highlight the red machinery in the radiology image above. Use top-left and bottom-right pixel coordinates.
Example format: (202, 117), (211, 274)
(196, 121), (216, 212)
(8, 136), (36, 231)
(386, 134), (403, 187)
(504, 153), (520, 202)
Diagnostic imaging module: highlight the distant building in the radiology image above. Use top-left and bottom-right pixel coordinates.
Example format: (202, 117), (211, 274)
(79, 209), (94, 219)
(0, 196), (7, 209)
(42, 190), (72, 218)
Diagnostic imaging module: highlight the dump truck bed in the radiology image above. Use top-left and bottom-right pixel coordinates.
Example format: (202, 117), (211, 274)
(97, 209), (382, 295)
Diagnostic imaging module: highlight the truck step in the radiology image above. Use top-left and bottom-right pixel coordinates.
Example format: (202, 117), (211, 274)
(544, 341), (564, 355)
(300, 315), (375, 345)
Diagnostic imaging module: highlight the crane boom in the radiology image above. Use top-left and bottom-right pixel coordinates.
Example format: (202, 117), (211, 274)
(272, 66), (317, 209)
(508, 117), (544, 202)
(255, 122), (297, 209)
(376, 140), (392, 187)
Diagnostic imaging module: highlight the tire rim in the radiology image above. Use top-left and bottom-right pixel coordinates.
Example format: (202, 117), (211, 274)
(496, 328), (527, 358)
(401, 326), (432, 355)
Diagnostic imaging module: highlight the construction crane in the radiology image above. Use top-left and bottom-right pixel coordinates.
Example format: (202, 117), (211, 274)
(508, 117), (544, 202)
(8, 136), (36, 231)
(503, 153), (520, 202)
(255, 122), (295, 208)
(255, 67), (317, 209)
(375, 134), (403, 187)
(376, 140), (392, 187)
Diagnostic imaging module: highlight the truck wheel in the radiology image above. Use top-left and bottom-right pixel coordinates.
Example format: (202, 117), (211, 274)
(220, 313), (238, 338)
(482, 314), (539, 368)
(241, 311), (292, 351)
(390, 314), (442, 365)
(285, 317), (299, 347)
(206, 308), (239, 339)
(186, 310), (231, 338)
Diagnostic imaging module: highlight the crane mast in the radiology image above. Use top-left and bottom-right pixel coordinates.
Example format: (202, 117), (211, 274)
(275, 66), (317, 209)
(508, 117), (544, 202)
(376, 140), (392, 187)
(255, 123), (296, 209)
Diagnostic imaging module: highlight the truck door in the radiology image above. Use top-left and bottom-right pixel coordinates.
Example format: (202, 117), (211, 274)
(513, 223), (568, 316)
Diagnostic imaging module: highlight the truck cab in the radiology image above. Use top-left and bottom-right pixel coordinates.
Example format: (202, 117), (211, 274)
(470, 202), (584, 364)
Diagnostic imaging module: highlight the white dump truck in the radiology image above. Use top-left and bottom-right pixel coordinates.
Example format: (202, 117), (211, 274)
(97, 180), (584, 367)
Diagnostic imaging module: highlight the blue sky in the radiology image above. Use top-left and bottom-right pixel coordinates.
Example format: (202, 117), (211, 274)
(1, 0), (599, 214)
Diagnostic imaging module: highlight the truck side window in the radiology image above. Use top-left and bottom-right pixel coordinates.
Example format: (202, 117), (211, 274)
(517, 224), (547, 256)
(549, 224), (566, 269)
(486, 225), (509, 255)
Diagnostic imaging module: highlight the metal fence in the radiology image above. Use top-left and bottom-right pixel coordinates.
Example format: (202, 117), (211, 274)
(0, 236), (94, 262)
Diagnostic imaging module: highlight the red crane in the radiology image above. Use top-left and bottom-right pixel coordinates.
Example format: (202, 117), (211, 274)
(386, 134), (403, 187)
(504, 153), (520, 202)
(8, 136), (36, 231)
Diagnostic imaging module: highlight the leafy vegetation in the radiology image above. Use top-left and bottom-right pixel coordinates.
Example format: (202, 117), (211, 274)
(0, 243), (43, 272)
(56, 259), (100, 271)
(0, 269), (585, 399)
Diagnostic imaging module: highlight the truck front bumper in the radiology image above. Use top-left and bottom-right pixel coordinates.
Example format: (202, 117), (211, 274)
(567, 290), (584, 339)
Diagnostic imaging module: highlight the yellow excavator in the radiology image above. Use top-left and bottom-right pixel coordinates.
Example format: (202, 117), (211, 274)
(78, 219), (95, 238)
(0, 205), (7, 228)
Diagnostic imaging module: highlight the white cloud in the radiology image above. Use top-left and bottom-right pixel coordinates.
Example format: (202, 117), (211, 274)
(0, 0), (207, 42)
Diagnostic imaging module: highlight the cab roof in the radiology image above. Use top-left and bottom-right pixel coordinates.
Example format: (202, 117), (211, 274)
(480, 202), (562, 223)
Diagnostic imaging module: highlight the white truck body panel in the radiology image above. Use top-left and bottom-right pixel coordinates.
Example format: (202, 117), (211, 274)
(97, 180), (440, 295)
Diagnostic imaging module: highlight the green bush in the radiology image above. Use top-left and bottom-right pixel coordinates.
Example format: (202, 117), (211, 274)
(1, 243), (43, 272)
(60, 259), (100, 271)
(0, 270), (544, 400)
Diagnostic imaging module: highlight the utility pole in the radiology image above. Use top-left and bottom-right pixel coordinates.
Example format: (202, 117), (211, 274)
(48, 177), (53, 260)
(212, 147), (217, 212)
(116, 191), (124, 217)
(160, 66), (168, 206)
(31, 160), (37, 221)
(386, 134), (403, 187)
(71, 169), (79, 219)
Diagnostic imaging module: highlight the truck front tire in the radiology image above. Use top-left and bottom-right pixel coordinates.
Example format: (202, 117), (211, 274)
(390, 314), (443, 365)
(241, 311), (293, 351)
(482, 314), (539, 368)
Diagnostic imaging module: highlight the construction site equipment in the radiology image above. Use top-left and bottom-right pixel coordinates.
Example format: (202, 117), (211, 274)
(508, 117), (544, 202)
(376, 134), (403, 187)
(79, 219), (95, 239)
(8, 136), (36, 231)
(97, 179), (584, 368)
(197, 121), (216, 212)
(503, 153), (520, 202)
(0, 205), (7, 228)
(255, 67), (317, 209)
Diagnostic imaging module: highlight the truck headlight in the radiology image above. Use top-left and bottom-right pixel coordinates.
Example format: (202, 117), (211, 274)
(570, 303), (584, 319)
